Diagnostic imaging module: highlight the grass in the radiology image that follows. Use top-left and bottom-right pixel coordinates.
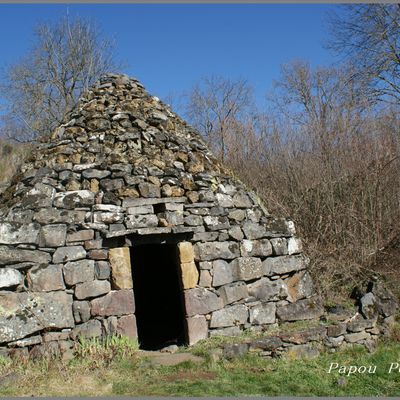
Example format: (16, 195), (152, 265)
(1, 336), (400, 396)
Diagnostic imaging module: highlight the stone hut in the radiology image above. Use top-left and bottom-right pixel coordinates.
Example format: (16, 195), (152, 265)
(0, 74), (392, 357)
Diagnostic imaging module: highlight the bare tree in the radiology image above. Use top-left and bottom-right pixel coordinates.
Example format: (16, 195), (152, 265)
(1, 15), (120, 141)
(327, 4), (400, 103)
(185, 75), (254, 161)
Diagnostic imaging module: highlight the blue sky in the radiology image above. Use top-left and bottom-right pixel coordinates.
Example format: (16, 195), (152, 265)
(0, 4), (336, 111)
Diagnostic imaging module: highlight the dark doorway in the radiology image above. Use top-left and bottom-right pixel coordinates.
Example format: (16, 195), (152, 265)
(130, 243), (186, 350)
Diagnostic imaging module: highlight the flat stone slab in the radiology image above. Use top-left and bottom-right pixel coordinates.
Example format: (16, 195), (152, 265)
(140, 351), (204, 366)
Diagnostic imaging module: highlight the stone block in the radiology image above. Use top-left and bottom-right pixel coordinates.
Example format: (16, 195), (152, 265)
(240, 239), (272, 257)
(73, 301), (91, 323)
(210, 304), (248, 328)
(250, 337), (283, 351)
(93, 212), (124, 224)
(91, 289), (135, 317)
(71, 320), (102, 340)
(0, 222), (40, 245)
(344, 331), (370, 343)
(179, 262), (199, 289)
(0, 247), (51, 266)
(223, 343), (249, 359)
(232, 257), (263, 281)
(287, 237), (303, 255)
(53, 190), (95, 209)
(270, 238), (288, 256)
(212, 260), (234, 287)
(75, 280), (111, 300)
(228, 226), (244, 241)
(177, 242), (195, 263)
(117, 314), (137, 338)
(194, 241), (240, 261)
(242, 222), (266, 240)
(249, 302), (276, 325)
(138, 183), (161, 198)
(263, 255), (308, 276)
(39, 224), (67, 247)
(126, 214), (158, 229)
(247, 277), (287, 301)
(127, 205), (154, 215)
(186, 315), (208, 345)
(280, 326), (326, 344)
(0, 291), (74, 342)
(28, 264), (65, 291)
(95, 261), (111, 280)
(67, 230), (94, 243)
(109, 247), (133, 290)
(0, 268), (23, 289)
(276, 297), (324, 322)
(53, 246), (86, 264)
(286, 271), (314, 302)
(88, 249), (108, 260)
(216, 193), (234, 208)
(209, 326), (241, 337)
(347, 318), (376, 333)
(286, 344), (320, 359)
(218, 282), (248, 305)
(184, 288), (224, 316)
(232, 192), (253, 208)
(63, 260), (95, 286)
(327, 323), (347, 337)
(199, 270), (212, 287)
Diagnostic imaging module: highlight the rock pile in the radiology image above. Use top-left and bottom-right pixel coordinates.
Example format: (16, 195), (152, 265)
(0, 74), (396, 359)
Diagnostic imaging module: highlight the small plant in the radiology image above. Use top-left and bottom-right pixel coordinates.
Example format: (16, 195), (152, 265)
(74, 335), (139, 367)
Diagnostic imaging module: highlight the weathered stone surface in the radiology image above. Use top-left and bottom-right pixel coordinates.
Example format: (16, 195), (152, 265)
(179, 262), (199, 289)
(277, 297), (324, 322)
(194, 242), (240, 261)
(280, 326), (326, 344)
(109, 247), (133, 290)
(218, 282), (248, 305)
(33, 208), (86, 224)
(63, 260), (95, 286)
(232, 257), (263, 281)
(209, 326), (241, 337)
(199, 269), (212, 287)
(344, 331), (370, 343)
(178, 242), (195, 264)
(360, 293), (378, 319)
(75, 280), (111, 300)
(232, 192), (253, 208)
(249, 302), (276, 325)
(250, 337), (283, 351)
(210, 304), (248, 328)
(242, 222), (266, 240)
(53, 246), (86, 264)
(240, 239), (272, 257)
(138, 183), (161, 198)
(91, 289), (135, 317)
(347, 318), (376, 333)
(93, 261), (110, 280)
(286, 271), (314, 302)
(53, 190), (95, 209)
(73, 300), (91, 323)
(71, 320), (102, 340)
(28, 264), (65, 291)
(126, 214), (158, 229)
(184, 288), (224, 316)
(82, 169), (111, 179)
(0, 222), (40, 245)
(66, 230), (94, 243)
(263, 255), (308, 276)
(327, 323), (347, 337)
(270, 238), (288, 256)
(212, 260), (234, 287)
(186, 315), (208, 345)
(117, 314), (137, 338)
(0, 247), (51, 266)
(216, 193), (234, 208)
(0, 268), (23, 289)
(39, 224), (67, 247)
(287, 237), (303, 255)
(247, 278), (287, 301)
(0, 291), (74, 342)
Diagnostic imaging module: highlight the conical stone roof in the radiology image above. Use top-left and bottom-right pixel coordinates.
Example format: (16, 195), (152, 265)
(0, 74), (326, 354)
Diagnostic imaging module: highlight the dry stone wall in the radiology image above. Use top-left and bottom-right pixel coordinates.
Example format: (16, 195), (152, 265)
(0, 74), (396, 359)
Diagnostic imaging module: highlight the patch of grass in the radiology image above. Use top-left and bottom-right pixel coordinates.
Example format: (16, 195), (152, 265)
(1, 340), (400, 396)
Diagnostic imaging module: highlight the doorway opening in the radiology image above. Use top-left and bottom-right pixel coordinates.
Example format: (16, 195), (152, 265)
(130, 242), (186, 350)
